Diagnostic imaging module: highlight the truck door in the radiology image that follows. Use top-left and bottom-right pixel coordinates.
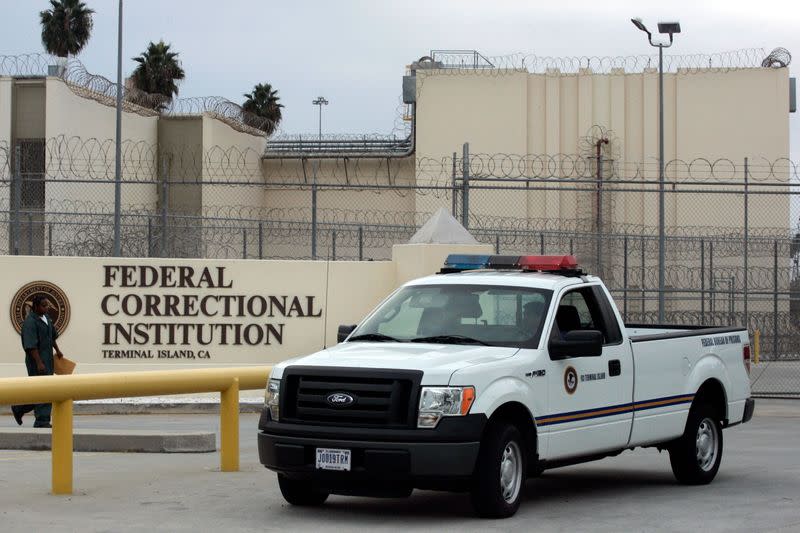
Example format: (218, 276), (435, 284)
(542, 285), (634, 460)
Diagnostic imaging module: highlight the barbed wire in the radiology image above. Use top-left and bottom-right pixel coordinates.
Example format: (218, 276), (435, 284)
(4, 136), (798, 184)
(425, 47), (787, 75)
(0, 53), (273, 136)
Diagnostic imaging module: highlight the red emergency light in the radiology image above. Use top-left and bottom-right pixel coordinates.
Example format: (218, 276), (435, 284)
(517, 255), (579, 272)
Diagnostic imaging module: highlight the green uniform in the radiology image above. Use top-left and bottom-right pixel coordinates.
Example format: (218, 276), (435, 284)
(17, 311), (59, 425)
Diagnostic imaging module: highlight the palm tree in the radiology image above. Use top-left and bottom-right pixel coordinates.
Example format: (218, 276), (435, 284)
(40, 0), (95, 58)
(242, 83), (283, 134)
(129, 41), (185, 110)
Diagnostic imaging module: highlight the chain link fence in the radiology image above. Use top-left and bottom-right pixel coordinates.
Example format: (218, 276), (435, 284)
(1, 137), (798, 396)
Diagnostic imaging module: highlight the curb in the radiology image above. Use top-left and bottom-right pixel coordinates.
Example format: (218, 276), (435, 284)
(0, 428), (216, 453)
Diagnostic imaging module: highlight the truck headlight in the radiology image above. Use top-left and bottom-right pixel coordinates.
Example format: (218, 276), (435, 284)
(417, 386), (475, 428)
(265, 379), (280, 421)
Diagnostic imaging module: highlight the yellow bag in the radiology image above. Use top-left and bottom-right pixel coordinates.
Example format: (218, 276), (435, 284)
(54, 356), (76, 375)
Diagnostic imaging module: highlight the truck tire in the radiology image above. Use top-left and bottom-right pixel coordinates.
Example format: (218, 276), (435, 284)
(668, 403), (723, 485)
(470, 421), (526, 518)
(277, 475), (329, 506)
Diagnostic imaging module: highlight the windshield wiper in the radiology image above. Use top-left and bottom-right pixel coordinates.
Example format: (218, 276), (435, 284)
(410, 335), (489, 346)
(347, 333), (403, 343)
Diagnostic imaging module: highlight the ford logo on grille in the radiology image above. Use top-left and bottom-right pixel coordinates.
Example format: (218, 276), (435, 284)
(326, 392), (355, 407)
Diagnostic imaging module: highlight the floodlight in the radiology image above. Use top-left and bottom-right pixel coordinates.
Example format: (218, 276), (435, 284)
(658, 21), (681, 34)
(631, 18), (649, 34)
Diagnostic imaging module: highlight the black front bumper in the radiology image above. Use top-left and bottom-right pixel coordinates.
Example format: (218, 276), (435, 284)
(258, 411), (486, 492)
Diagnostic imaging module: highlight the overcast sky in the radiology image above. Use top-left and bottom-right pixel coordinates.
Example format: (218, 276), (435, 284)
(0, 0), (798, 154)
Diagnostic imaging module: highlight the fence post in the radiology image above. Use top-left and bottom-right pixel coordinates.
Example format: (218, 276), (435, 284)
(462, 143), (470, 229)
(743, 157), (749, 328)
(700, 239), (705, 325)
(242, 228), (247, 259)
(495, 234), (500, 254)
(332, 230), (337, 261)
(596, 153), (603, 277)
(452, 151), (458, 218)
(641, 237), (646, 316)
(160, 179), (168, 258)
(258, 222), (263, 260)
(311, 162), (318, 260)
(773, 240), (779, 359)
(709, 241), (715, 316)
(160, 159), (169, 258)
(147, 218), (153, 257)
(358, 226), (363, 261)
(27, 211), (33, 255)
(47, 223), (52, 256)
(623, 236), (628, 320)
(540, 234), (545, 255)
(12, 145), (21, 255)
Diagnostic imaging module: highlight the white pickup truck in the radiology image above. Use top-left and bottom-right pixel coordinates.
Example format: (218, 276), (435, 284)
(258, 254), (755, 518)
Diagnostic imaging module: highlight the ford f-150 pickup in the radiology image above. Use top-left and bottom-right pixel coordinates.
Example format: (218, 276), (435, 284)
(258, 254), (755, 518)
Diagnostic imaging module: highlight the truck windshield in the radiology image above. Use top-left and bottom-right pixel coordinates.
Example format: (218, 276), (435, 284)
(351, 284), (553, 348)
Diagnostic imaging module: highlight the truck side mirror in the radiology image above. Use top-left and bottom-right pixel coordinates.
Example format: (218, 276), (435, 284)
(549, 330), (604, 360)
(337, 324), (357, 343)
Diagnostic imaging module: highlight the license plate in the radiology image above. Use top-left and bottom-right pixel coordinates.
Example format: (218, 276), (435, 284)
(315, 448), (351, 471)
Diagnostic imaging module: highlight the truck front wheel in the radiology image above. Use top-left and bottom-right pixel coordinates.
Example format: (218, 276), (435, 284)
(470, 421), (527, 518)
(668, 403), (723, 485)
(277, 475), (329, 506)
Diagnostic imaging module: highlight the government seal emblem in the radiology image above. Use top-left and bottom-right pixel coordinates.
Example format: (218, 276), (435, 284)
(10, 280), (71, 335)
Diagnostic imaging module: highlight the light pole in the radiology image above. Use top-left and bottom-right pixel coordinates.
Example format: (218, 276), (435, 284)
(310, 96), (327, 260)
(312, 96), (329, 142)
(113, 0), (123, 257)
(631, 18), (681, 323)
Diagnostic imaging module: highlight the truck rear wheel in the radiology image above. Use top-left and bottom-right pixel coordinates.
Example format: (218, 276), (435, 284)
(277, 475), (329, 506)
(668, 403), (723, 485)
(470, 421), (526, 518)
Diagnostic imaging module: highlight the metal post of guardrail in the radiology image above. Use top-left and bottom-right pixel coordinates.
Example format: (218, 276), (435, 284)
(220, 377), (239, 472)
(0, 367), (270, 495)
(52, 399), (73, 494)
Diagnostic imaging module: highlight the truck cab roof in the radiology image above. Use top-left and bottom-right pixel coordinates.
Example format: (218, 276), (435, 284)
(406, 270), (601, 292)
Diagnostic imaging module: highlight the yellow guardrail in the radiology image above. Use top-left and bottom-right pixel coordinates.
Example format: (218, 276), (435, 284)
(0, 366), (271, 495)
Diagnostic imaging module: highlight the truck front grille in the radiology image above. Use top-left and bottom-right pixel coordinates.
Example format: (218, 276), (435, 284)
(281, 368), (422, 428)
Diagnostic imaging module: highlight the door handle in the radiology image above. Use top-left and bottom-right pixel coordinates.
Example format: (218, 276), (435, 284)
(608, 359), (621, 377)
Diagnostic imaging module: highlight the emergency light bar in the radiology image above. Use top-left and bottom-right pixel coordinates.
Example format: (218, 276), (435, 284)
(440, 254), (582, 275)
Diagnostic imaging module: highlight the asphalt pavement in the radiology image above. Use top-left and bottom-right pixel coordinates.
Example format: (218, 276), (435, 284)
(0, 400), (799, 532)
